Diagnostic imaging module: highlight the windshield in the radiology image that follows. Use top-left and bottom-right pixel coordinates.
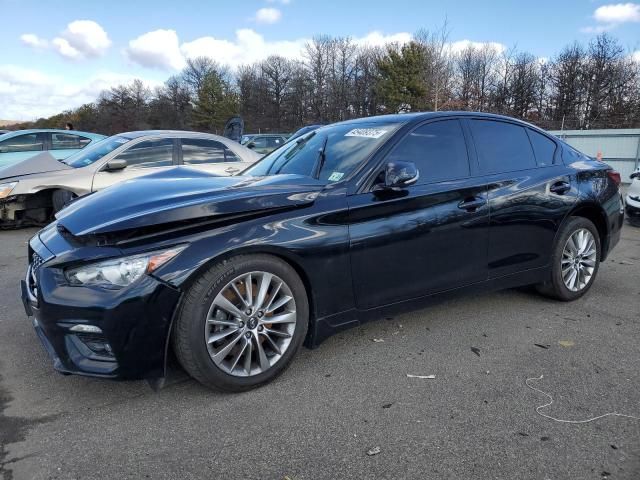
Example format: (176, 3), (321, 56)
(64, 135), (131, 168)
(244, 122), (399, 183)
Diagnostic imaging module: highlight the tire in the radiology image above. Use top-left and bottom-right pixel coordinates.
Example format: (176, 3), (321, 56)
(536, 216), (601, 301)
(51, 189), (76, 213)
(172, 254), (309, 392)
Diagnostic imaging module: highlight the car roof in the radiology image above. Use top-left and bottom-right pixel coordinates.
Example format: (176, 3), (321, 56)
(115, 130), (241, 142)
(0, 129), (106, 139)
(333, 111), (544, 129)
(242, 133), (288, 137)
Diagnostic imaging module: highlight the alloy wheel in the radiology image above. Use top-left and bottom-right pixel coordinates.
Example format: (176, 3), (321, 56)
(204, 271), (297, 377)
(561, 228), (597, 292)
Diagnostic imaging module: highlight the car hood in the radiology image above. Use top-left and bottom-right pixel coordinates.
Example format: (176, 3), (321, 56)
(0, 151), (71, 180)
(55, 167), (324, 237)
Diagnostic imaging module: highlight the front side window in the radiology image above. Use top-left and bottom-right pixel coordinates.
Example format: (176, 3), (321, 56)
(527, 129), (556, 166)
(182, 139), (226, 165)
(64, 136), (130, 168)
(245, 122), (400, 183)
(0, 133), (44, 153)
(470, 120), (537, 174)
(250, 137), (268, 149)
(386, 120), (470, 184)
(266, 137), (284, 148)
(115, 138), (174, 168)
(51, 133), (91, 151)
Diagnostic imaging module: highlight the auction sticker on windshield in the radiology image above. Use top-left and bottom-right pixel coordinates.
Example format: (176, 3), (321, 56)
(344, 128), (388, 139)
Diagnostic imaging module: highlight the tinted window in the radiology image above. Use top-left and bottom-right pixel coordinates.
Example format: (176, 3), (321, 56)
(51, 133), (91, 151)
(470, 120), (536, 174)
(527, 129), (556, 166)
(0, 133), (43, 153)
(115, 138), (173, 168)
(182, 139), (226, 165)
(266, 137), (284, 148)
(387, 120), (470, 184)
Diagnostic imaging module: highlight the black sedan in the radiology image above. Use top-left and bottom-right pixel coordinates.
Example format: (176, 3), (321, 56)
(22, 112), (624, 392)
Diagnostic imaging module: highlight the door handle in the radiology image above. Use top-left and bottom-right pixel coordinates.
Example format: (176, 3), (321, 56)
(225, 167), (240, 174)
(458, 196), (487, 211)
(550, 181), (570, 195)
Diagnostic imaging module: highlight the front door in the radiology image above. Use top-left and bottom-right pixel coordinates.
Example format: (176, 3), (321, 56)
(348, 119), (490, 310)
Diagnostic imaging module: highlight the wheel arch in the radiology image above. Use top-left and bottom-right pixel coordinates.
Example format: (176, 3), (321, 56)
(564, 202), (609, 260)
(168, 245), (317, 350)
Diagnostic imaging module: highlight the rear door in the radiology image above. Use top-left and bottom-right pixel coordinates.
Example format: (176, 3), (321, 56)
(91, 137), (177, 191)
(466, 118), (577, 278)
(348, 118), (490, 310)
(179, 138), (244, 176)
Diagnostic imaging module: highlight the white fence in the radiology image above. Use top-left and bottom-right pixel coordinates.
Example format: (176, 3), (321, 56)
(549, 129), (640, 183)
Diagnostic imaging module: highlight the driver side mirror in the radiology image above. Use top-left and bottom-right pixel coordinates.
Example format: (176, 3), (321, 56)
(630, 171), (639, 180)
(104, 159), (127, 172)
(377, 161), (419, 190)
(246, 142), (256, 150)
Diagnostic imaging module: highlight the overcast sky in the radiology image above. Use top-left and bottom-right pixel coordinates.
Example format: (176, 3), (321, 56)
(1, 0), (639, 121)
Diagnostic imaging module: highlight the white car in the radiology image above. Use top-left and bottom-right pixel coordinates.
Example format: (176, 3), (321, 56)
(0, 130), (261, 227)
(626, 166), (640, 223)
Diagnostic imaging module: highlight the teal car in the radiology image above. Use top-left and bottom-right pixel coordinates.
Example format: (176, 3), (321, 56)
(0, 129), (106, 169)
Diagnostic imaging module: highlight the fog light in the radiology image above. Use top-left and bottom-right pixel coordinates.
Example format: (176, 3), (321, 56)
(69, 324), (103, 334)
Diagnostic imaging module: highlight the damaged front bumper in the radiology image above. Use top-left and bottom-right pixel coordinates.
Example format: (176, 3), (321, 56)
(22, 232), (183, 380)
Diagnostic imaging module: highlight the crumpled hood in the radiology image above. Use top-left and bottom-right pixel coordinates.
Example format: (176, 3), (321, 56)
(0, 151), (70, 180)
(55, 167), (323, 236)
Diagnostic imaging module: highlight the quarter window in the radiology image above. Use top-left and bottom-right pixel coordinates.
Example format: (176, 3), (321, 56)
(181, 139), (226, 165)
(527, 129), (556, 166)
(470, 120), (536, 174)
(51, 133), (91, 151)
(386, 119), (470, 184)
(114, 138), (174, 168)
(0, 133), (44, 153)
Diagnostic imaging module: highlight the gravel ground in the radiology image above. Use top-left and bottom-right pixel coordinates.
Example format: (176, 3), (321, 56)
(1, 222), (639, 480)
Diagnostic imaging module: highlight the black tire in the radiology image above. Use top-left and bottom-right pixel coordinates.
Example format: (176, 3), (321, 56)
(51, 189), (76, 213)
(172, 254), (309, 392)
(536, 216), (601, 301)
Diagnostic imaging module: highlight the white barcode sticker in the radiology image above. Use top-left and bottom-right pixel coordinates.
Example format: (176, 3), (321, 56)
(345, 128), (388, 139)
(328, 172), (344, 181)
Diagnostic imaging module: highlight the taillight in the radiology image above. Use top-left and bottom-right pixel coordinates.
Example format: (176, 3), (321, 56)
(607, 170), (621, 186)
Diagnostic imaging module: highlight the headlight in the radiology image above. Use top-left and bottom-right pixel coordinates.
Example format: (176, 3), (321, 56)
(65, 246), (185, 287)
(0, 182), (18, 199)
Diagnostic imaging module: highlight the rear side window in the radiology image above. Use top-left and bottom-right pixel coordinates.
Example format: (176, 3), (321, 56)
(225, 149), (240, 162)
(181, 138), (226, 165)
(0, 133), (44, 153)
(115, 138), (174, 168)
(470, 120), (536, 174)
(386, 119), (470, 184)
(527, 129), (556, 166)
(51, 133), (91, 151)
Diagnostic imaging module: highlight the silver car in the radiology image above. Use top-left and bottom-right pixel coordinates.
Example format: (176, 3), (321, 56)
(0, 130), (261, 227)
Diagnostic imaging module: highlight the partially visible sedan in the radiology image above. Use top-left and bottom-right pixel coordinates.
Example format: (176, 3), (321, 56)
(626, 166), (640, 224)
(0, 129), (106, 169)
(0, 130), (260, 227)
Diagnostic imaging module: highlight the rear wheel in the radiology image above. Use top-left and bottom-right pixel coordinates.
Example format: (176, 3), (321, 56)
(172, 254), (308, 392)
(536, 216), (601, 301)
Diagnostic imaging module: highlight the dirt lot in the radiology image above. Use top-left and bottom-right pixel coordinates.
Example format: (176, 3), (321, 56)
(1, 223), (639, 480)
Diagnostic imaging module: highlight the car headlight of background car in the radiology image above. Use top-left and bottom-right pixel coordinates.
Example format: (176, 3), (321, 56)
(0, 182), (18, 199)
(65, 246), (185, 287)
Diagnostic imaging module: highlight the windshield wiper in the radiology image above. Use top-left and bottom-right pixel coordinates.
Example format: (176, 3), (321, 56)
(313, 137), (329, 179)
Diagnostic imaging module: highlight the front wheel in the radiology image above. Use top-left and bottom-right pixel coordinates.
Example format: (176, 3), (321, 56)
(172, 254), (308, 392)
(536, 216), (601, 301)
